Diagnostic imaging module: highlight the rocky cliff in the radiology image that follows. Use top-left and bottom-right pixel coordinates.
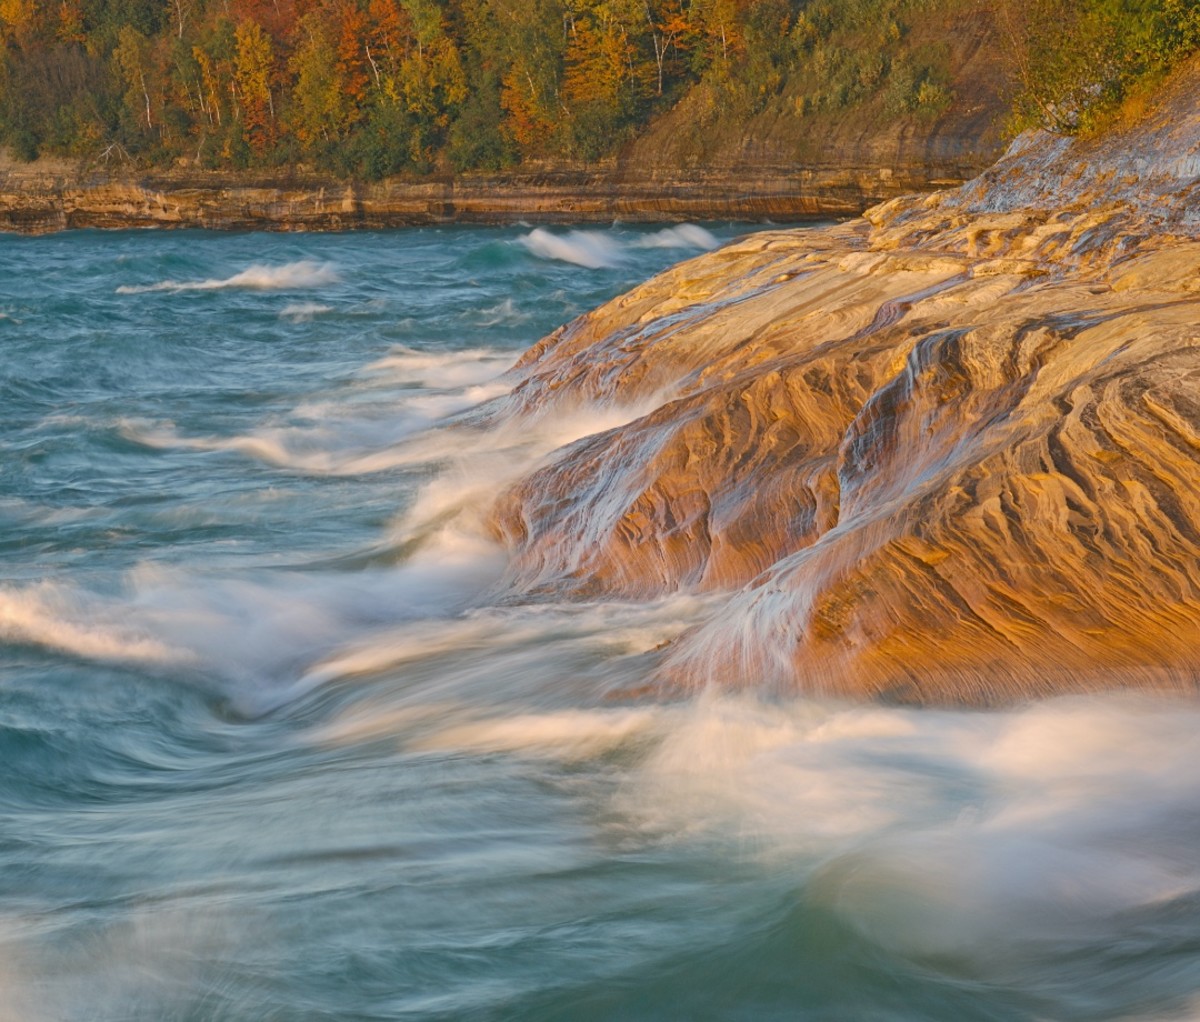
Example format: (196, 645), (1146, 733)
(481, 58), (1200, 704)
(0, 163), (953, 234)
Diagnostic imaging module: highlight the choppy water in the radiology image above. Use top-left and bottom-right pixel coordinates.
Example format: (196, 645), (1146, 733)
(4, 223), (1200, 1021)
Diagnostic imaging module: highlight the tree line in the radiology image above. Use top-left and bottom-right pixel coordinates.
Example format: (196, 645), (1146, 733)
(1, 0), (1198, 178)
(0, 0), (782, 176)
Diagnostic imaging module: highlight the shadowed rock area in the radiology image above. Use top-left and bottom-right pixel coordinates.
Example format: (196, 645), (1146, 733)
(485, 59), (1200, 704)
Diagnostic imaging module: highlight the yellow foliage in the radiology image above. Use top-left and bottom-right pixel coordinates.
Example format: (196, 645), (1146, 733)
(0, 0), (32, 28)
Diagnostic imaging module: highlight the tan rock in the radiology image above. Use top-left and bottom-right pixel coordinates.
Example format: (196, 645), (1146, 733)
(485, 58), (1200, 704)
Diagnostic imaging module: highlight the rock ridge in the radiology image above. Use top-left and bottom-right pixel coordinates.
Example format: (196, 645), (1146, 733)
(0, 163), (987, 234)
(481, 57), (1200, 704)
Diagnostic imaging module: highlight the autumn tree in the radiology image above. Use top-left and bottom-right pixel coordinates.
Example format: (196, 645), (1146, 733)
(114, 24), (157, 132)
(464, 0), (563, 154)
(563, 0), (644, 109)
(644, 0), (694, 96)
(289, 9), (345, 145)
(690, 0), (746, 78)
(234, 15), (276, 150)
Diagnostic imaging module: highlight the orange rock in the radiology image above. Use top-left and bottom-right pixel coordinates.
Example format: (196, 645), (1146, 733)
(487, 59), (1200, 703)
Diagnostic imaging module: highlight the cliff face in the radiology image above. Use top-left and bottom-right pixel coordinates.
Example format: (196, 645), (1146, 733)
(0, 166), (930, 234)
(484, 59), (1200, 704)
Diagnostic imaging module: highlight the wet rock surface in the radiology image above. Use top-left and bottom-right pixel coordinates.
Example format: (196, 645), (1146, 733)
(486, 61), (1200, 703)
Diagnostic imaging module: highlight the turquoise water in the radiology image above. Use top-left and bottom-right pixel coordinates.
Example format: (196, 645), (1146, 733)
(4, 224), (1200, 1021)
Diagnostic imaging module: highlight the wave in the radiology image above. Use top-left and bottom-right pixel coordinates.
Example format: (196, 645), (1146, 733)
(0, 541), (508, 716)
(634, 225), (721, 251)
(116, 260), (340, 294)
(520, 228), (624, 269)
(117, 393), (515, 476)
(464, 298), (532, 328)
(118, 353), (652, 478)
(518, 225), (720, 269)
(609, 693), (1200, 984)
(373, 685), (1200, 1009)
(115, 342), (514, 475)
(360, 346), (515, 388)
(0, 583), (191, 666)
(279, 301), (334, 322)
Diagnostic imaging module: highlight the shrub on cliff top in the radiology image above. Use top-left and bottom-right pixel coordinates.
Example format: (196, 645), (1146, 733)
(1000, 0), (1200, 135)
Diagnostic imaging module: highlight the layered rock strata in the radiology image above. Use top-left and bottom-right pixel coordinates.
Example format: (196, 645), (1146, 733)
(485, 62), (1200, 704)
(0, 164), (982, 234)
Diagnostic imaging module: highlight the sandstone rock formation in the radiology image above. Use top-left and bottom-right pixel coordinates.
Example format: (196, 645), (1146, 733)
(0, 162), (992, 234)
(485, 60), (1200, 704)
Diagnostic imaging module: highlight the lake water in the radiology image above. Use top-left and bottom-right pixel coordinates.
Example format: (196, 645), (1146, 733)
(4, 223), (1200, 1021)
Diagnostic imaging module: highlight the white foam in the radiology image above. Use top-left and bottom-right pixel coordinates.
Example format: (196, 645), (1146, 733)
(413, 707), (659, 760)
(466, 298), (531, 327)
(360, 346), (515, 389)
(302, 592), (714, 699)
(593, 692), (1200, 986)
(518, 225), (720, 269)
(0, 545), (509, 715)
(634, 225), (720, 251)
(364, 684), (1200, 996)
(0, 583), (191, 666)
(115, 382), (503, 477)
(279, 301), (334, 321)
(117, 261), (339, 294)
(115, 346), (521, 477)
(519, 228), (624, 269)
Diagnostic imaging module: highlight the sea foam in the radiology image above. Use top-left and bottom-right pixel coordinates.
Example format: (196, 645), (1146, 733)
(520, 228), (624, 269)
(0, 583), (191, 665)
(117, 260), (339, 294)
(518, 225), (718, 269)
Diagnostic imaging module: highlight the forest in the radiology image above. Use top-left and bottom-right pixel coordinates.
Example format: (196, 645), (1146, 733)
(1, 0), (1198, 179)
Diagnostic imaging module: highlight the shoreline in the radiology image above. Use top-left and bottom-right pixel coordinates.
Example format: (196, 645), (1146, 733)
(0, 162), (987, 234)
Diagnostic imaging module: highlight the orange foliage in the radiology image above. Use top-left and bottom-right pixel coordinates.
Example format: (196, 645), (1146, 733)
(501, 64), (552, 149)
(229, 0), (299, 42)
(235, 16), (277, 150)
(336, 2), (370, 103)
(366, 0), (412, 59)
(56, 0), (85, 44)
(563, 22), (626, 107)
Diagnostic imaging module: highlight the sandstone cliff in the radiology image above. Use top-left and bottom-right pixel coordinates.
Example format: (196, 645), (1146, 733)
(482, 58), (1200, 704)
(0, 164), (928, 234)
(0, 150), (1001, 234)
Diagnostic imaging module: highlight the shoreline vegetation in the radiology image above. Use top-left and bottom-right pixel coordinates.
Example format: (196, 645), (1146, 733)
(2, 0), (1197, 233)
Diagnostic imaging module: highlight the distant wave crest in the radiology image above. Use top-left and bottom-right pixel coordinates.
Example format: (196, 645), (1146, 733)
(520, 228), (623, 269)
(635, 224), (720, 251)
(280, 302), (335, 322)
(519, 225), (719, 269)
(117, 260), (340, 295)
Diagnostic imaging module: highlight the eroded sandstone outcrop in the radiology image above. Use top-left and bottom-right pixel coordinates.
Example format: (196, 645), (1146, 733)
(0, 164), (983, 234)
(485, 60), (1200, 704)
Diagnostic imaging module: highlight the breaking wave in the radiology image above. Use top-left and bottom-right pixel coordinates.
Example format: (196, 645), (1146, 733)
(519, 224), (720, 269)
(117, 260), (340, 294)
(279, 301), (335, 321)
